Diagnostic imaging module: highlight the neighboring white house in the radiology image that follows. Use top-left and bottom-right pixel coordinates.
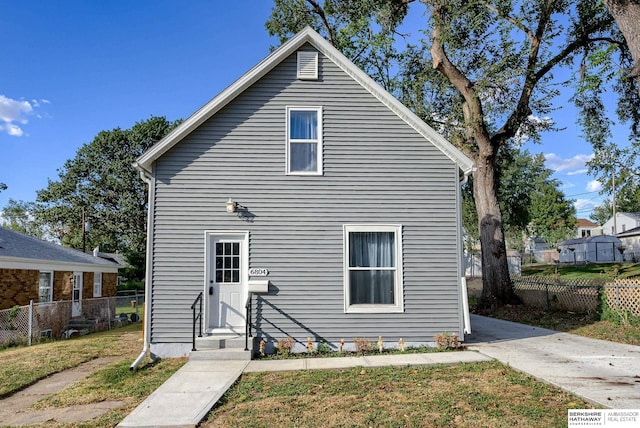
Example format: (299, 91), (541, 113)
(617, 226), (640, 262)
(602, 212), (640, 236)
(558, 235), (624, 264)
(576, 218), (599, 238)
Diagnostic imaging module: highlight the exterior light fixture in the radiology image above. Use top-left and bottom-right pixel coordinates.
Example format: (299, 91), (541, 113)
(226, 198), (237, 213)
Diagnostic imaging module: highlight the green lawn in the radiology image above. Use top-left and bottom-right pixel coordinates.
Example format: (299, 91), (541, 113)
(203, 361), (592, 428)
(521, 262), (640, 279)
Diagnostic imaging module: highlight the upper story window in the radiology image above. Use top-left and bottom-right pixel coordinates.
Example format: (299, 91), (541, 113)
(286, 107), (322, 175)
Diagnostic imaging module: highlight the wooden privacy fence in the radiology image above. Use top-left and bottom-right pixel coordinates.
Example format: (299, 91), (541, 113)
(512, 276), (640, 316)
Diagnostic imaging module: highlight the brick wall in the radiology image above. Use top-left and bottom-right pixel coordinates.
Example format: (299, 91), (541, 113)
(53, 271), (73, 301)
(103, 273), (117, 297)
(0, 269), (39, 309)
(1, 268), (119, 310)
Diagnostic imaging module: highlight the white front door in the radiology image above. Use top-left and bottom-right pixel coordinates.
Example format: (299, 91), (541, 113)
(207, 234), (247, 331)
(72, 272), (83, 317)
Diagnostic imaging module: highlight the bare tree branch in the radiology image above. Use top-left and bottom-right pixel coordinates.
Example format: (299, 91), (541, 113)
(305, 0), (335, 46)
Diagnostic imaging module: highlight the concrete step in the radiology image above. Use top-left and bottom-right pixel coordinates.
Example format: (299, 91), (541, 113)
(195, 334), (248, 350)
(189, 348), (252, 361)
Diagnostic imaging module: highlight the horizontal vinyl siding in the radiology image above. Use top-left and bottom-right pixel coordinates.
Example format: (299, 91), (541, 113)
(150, 45), (462, 344)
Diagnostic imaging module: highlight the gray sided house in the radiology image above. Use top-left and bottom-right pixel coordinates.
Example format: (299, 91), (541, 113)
(134, 27), (474, 358)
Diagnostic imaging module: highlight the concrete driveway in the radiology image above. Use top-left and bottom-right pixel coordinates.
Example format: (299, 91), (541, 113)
(466, 314), (640, 408)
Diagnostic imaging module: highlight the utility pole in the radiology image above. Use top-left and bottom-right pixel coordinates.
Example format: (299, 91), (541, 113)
(82, 207), (86, 253)
(612, 166), (617, 235)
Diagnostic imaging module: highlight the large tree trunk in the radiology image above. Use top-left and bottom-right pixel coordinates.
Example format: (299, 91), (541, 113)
(473, 145), (517, 309)
(604, 0), (640, 89)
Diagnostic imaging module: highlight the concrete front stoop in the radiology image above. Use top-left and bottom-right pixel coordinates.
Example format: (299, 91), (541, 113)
(190, 334), (252, 361)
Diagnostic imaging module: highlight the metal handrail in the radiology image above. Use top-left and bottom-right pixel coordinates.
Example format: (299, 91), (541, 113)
(191, 292), (203, 352)
(244, 292), (252, 351)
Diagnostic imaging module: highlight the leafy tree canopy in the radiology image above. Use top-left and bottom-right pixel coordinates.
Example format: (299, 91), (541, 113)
(267, 0), (632, 308)
(34, 116), (180, 273)
(588, 141), (640, 221)
(463, 147), (576, 252)
(1, 199), (44, 238)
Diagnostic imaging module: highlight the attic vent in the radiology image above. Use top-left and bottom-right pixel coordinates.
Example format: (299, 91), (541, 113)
(297, 51), (318, 80)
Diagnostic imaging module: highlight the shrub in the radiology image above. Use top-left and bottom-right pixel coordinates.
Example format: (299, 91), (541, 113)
(276, 336), (295, 355)
(353, 337), (372, 354)
(434, 332), (461, 350)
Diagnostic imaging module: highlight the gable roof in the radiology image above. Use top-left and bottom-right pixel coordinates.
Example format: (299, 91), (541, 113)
(617, 225), (640, 238)
(134, 27), (474, 175)
(621, 212), (640, 221)
(576, 218), (598, 228)
(0, 226), (121, 271)
(560, 235), (622, 246)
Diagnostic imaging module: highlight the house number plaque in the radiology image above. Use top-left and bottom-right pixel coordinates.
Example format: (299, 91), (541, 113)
(249, 268), (269, 277)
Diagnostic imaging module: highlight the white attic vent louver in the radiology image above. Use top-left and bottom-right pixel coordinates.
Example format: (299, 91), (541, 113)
(297, 51), (318, 80)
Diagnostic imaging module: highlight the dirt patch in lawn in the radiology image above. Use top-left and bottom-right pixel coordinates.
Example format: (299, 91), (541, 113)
(0, 356), (123, 426)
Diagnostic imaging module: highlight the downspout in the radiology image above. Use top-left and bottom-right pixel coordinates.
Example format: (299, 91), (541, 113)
(130, 162), (155, 370)
(458, 166), (473, 335)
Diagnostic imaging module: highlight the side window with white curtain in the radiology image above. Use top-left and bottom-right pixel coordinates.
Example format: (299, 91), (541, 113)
(286, 107), (322, 175)
(93, 272), (102, 298)
(39, 271), (53, 303)
(344, 225), (403, 313)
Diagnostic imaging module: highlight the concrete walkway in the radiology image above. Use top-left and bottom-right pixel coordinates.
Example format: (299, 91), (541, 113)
(466, 314), (640, 408)
(119, 316), (640, 427)
(117, 351), (492, 427)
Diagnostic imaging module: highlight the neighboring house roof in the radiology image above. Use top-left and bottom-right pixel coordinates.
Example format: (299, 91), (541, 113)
(0, 226), (121, 271)
(559, 235), (621, 246)
(622, 212), (640, 221)
(93, 247), (129, 267)
(576, 218), (598, 228)
(617, 225), (640, 238)
(134, 26), (474, 176)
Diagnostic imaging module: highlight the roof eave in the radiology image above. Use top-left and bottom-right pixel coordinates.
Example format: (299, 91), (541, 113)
(136, 28), (319, 171)
(136, 27), (474, 175)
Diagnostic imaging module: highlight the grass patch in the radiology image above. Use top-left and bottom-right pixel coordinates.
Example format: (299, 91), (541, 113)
(0, 321), (187, 427)
(203, 361), (592, 427)
(34, 358), (185, 409)
(521, 262), (640, 279)
(0, 323), (143, 398)
(490, 305), (640, 346)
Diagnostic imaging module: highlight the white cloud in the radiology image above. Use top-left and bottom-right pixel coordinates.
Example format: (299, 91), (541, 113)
(5, 123), (24, 136)
(586, 180), (602, 192)
(544, 153), (594, 173)
(567, 169), (588, 176)
(0, 94), (48, 137)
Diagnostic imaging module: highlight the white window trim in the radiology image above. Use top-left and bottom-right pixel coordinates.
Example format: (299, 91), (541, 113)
(285, 106), (323, 175)
(343, 224), (403, 313)
(93, 272), (102, 298)
(39, 271), (53, 303)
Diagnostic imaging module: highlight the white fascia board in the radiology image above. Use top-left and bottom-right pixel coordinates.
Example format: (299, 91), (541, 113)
(0, 256), (120, 273)
(135, 29), (318, 172)
(307, 31), (475, 175)
(134, 27), (474, 176)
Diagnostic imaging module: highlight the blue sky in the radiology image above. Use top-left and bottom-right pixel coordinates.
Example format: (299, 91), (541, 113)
(0, 1), (627, 220)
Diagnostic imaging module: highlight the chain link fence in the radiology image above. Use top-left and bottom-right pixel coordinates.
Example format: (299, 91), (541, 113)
(512, 276), (640, 316)
(0, 291), (144, 348)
